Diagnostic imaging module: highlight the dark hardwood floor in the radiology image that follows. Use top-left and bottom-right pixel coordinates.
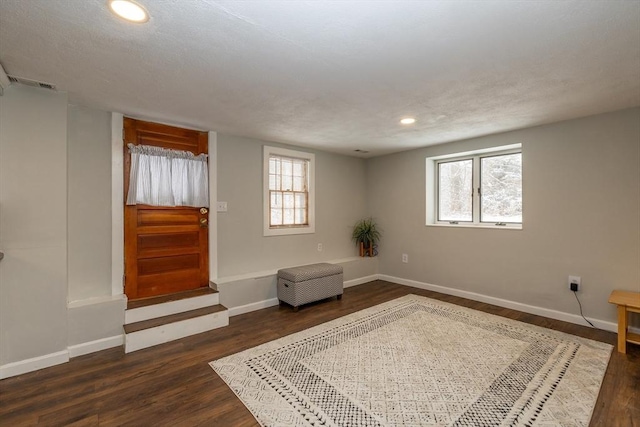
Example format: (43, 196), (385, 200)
(1, 281), (638, 426)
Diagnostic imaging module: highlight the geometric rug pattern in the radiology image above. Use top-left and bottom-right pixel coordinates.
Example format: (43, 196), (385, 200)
(210, 295), (612, 426)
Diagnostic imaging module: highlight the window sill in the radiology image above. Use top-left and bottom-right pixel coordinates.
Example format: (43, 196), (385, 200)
(264, 225), (315, 237)
(426, 223), (522, 231)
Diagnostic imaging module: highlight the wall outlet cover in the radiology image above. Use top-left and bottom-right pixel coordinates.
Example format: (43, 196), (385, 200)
(568, 275), (581, 291)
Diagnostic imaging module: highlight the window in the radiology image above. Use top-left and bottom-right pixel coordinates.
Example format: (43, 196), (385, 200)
(263, 146), (315, 236)
(426, 144), (522, 228)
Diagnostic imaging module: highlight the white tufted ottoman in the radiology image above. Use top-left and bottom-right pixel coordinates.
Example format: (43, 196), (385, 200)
(277, 263), (344, 311)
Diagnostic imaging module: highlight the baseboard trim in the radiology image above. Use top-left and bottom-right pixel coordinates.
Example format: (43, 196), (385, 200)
(0, 275), (631, 379)
(0, 350), (69, 380)
(227, 276), (378, 317)
(68, 335), (124, 358)
(379, 274), (621, 333)
(228, 298), (280, 317)
(216, 257), (366, 285)
(0, 334), (126, 380)
(344, 275), (379, 288)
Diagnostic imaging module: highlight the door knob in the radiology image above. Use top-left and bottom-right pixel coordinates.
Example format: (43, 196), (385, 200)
(199, 218), (208, 228)
(200, 207), (208, 214)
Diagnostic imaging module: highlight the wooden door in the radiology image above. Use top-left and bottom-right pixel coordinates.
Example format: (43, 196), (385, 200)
(124, 118), (209, 300)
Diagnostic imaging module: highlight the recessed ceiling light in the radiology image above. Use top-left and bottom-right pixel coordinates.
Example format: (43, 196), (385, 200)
(400, 118), (416, 125)
(108, 0), (149, 23)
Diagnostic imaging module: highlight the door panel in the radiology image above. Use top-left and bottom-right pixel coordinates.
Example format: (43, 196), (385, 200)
(137, 211), (199, 226)
(138, 254), (200, 275)
(124, 118), (209, 300)
(137, 270), (201, 296)
(138, 232), (200, 250)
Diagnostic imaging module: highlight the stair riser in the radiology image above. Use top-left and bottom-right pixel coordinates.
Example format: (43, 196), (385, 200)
(125, 311), (229, 353)
(125, 294), (220, 324)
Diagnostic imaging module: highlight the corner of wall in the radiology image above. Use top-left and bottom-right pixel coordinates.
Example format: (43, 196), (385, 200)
(111, 112), (124, 296)
(217, 256), (379, 316)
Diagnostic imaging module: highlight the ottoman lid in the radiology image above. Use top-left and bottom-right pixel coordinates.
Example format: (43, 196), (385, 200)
(278, 263), (343, 282)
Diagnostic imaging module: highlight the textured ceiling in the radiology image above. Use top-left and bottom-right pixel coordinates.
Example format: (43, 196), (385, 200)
(0, 1), (639, 157)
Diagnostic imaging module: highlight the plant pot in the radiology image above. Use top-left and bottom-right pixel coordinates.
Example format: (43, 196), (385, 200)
(359, 242), (374, 257)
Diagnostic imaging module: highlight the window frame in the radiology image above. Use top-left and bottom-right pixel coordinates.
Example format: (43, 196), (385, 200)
(426, 144), (522, 230)
(263, 146), (315, 236)
(436, 156), (475, 223)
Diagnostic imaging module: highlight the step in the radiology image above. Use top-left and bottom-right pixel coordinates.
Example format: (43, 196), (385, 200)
(125, 288), (219, 324)
(124, 305), (229, 353)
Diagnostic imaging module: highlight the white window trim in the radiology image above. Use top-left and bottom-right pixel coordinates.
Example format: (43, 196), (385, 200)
(426, 143), (522, 230)
(263, 145), (315, 236)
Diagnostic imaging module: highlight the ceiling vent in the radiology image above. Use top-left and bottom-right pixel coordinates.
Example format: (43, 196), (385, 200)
(7, 75), (57, 91)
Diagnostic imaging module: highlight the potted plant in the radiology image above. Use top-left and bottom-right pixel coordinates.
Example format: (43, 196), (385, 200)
(352, 218), (381, 257)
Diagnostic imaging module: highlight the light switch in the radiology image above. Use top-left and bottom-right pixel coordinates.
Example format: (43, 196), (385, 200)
(217, 201), (228, 212)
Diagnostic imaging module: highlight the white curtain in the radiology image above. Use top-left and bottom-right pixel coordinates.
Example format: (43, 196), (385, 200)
(126, 144), (209, 207)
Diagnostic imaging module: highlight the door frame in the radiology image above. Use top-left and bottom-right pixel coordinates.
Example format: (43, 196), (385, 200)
(110, 113), (218, 297)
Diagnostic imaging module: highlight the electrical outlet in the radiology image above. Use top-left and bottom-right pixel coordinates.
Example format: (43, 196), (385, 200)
(568, 275), (581, 291)
(402, 254), (408, 263)
(216, 201), (228, 212)
(317, 243), (323, 252)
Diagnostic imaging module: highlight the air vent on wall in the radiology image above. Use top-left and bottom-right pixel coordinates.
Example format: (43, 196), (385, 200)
(7, 75), (57, 91)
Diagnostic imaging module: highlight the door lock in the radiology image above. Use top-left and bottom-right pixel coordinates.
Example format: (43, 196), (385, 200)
(199, 218), (208, 228)
(200, 207), (208, 215)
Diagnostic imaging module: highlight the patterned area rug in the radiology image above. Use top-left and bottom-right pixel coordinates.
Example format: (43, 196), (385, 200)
(210, 295), (612, 426)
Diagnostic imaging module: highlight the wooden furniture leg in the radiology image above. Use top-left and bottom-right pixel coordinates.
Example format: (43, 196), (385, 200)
(608, 290), (640, 354)
(617, 305), (627, 354)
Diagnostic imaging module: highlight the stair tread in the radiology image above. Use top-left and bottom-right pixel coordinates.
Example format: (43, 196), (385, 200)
(127, 287), (218, 310)
(124, 304), (227, 334)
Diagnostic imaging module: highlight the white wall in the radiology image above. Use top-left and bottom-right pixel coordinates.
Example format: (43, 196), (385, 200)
(67, 105), (112, 301)
(0, 85), (69, 366)
(216, 134), (374, 308)
(1, 99), (374, 374)
(67, 296), (124, 353)
(66, 106), (124, 350)
(0, 91), (124, 376)
(367, 108), (640, 325)
(217, 134), (369, 277)
(2, 84), (635, 376)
